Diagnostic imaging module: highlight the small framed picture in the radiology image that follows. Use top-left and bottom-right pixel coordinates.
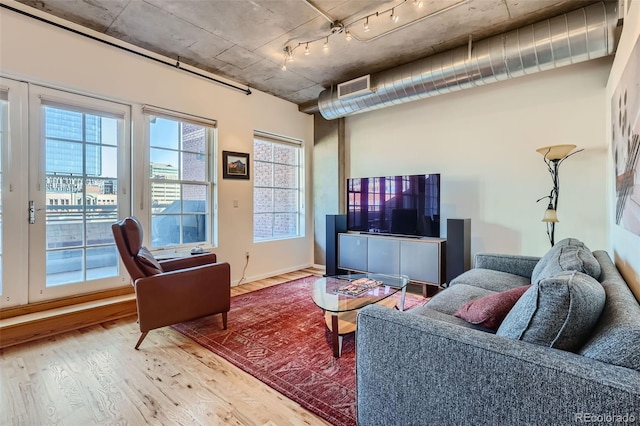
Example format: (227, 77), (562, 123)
(222, 151), (250, 180)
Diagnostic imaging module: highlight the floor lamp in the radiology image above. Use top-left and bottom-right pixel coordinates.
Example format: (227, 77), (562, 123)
(536, 144), (583, 247)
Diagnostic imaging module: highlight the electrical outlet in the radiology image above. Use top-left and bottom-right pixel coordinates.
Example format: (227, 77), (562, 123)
(245, 251), (250, 258)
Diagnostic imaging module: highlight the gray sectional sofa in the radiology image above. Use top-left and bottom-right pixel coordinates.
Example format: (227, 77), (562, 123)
(356, 238), (640, 425)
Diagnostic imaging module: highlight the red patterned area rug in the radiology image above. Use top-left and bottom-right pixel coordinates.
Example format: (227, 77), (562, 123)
(172, 275), (427, 426)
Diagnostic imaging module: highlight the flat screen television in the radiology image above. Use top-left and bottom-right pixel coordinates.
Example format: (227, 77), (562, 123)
(346, 174), (440, 238)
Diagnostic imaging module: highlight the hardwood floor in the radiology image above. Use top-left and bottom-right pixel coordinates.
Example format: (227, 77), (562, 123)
(0, 268), (332, 426)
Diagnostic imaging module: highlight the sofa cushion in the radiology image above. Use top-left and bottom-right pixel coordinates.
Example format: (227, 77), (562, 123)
(453, 285), (531, 330)
(424, 284), (496, 316)
(579, 275), (640, 372)
(496, 271), (605, 352)
(136, 246), (164, 276)
(531, 238), (601, 284)
(449, 268), (531, 292)
(408, 305), (484, 330)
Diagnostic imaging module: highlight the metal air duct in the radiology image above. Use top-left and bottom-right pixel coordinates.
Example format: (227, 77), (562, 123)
(318, 1), (618, 120)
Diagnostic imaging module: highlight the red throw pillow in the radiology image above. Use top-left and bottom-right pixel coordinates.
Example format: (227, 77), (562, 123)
(136, 246), (164, 276)
(454, 285), (531, 330)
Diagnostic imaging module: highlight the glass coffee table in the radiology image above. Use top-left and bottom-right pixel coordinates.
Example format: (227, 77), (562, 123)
(311, 273), (410, 357)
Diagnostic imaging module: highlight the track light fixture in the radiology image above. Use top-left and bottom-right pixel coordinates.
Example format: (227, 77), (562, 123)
(281, 0), (467, 70)
(390, 8), (399, 22)
(281, 45), (293, 71)
(284, 45), (294, 62)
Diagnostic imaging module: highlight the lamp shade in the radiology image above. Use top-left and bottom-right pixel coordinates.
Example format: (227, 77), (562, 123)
(536, 144), (577, 160)
(542, 206), (559, 223)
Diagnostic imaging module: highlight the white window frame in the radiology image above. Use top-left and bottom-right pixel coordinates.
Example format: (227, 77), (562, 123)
(253, 131), (304, 242)
(142, 105), (218, 250)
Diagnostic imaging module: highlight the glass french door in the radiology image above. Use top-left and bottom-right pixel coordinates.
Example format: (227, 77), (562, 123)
(0, 78), (29, 308)
(27, 86), (131, 302)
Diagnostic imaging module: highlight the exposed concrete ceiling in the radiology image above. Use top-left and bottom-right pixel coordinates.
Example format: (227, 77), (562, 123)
(14, 0), (601, 107)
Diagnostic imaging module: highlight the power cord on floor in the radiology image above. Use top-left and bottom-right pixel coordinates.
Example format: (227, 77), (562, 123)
(237, 252), (249, 285)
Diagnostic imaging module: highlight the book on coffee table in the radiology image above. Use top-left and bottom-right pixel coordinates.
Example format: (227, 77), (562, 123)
(351, 278), (383, 288)
(335, 278), (384, 296)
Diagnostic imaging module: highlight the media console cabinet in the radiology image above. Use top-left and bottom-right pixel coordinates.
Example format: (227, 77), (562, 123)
(337, 232), (446, 297)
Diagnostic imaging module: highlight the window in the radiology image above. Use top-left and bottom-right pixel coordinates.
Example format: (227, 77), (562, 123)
(253, 133), (302, 241)
(144, 107), (216, 248)
(41, 103), (122, 286)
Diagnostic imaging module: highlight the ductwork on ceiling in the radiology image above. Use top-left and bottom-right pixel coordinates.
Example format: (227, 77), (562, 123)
(317, 1), (619, 120)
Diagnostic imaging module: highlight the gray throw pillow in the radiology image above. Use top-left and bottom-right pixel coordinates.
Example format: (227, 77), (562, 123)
(531, 238), (601, 284)
(496, 271), (605, 352)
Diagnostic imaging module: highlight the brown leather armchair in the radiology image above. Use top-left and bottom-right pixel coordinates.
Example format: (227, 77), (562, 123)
(112, 216), (230, 349)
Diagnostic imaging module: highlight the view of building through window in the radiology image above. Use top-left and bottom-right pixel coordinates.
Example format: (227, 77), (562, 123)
(253, 135), (301, 241)
(148, 116), (213, 247)
(44, 105), (120, 286)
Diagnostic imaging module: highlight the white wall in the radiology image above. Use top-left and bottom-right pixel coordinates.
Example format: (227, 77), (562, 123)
(0, 6), (314, 285)
(345, 56), (612, 259)
(606, 0), (640, 300)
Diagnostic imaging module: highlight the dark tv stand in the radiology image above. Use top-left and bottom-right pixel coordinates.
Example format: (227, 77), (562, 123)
(337, 232), (445, 297)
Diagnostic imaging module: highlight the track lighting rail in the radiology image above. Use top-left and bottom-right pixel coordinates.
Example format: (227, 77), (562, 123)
(283, 0), (468, 69)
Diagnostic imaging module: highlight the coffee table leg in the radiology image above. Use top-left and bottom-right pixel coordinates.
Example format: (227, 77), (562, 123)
(399, 286), (407, 311)
(331, 314), (340, 358)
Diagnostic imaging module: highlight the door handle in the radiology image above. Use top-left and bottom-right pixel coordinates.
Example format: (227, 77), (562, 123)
(28, 200), (45, 224)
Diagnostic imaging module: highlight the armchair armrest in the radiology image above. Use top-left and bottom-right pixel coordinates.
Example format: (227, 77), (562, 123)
(159, 252), (218, 271)
(474, 253), (540, 278)
(134, 261), (230, 332)
(356, 305), (640, 426)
